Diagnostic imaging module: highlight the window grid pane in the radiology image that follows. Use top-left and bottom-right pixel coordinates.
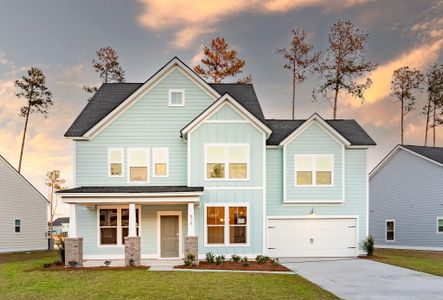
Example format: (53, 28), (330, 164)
(155, 163), (167, 176)
(386, 221), (395, 241)
(110, 163), (122, 176)
(316, 171), (332, 185)
(229, 163), (247, 179)
(170, 92), (183, 105)
(438, 219), (443, 233)
(207, 163), (225, 178)
(297, 171), (313, 185)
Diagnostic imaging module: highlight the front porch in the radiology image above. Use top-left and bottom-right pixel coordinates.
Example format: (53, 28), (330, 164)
(57, 186), (203, 266)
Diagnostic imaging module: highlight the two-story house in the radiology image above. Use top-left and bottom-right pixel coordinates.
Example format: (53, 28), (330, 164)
(57, 57), (375, 266)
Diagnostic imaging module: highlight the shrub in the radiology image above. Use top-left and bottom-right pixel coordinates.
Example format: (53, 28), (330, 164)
(363, 235), (375, 256)
(241, 256), (249, 267)
(206, 252), (215, 263)
(214, 255), (225, 265)
(56, 235), (65, 263)
(231, 254), (241, 262)
(270, 257), (280, 266)
(255, 255), (270, 264)
(184, 254), (196, 266)
(104, 260), (111, 267)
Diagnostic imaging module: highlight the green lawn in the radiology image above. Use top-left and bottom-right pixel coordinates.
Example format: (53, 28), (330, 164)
(0, 252), (337, 300)
(369, 248), (443, 277)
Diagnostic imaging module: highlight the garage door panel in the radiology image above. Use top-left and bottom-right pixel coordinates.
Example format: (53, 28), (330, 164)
(267, 218), (357, 257)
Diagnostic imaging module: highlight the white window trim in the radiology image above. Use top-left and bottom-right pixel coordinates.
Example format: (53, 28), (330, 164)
(127, 148), (150, 184)
(108, 148), (124, 177)
(168, 89), (185, 106)
(97, 205), (141, 248)
(437, 217), (443, 234)
(204, 203), (250, 247)
(203, 143), (250, 181)
(14, 218), (21, 234)
(152, 147), (169, 177)
(385, 219), (395, 242)
(294, 154), (334, 187)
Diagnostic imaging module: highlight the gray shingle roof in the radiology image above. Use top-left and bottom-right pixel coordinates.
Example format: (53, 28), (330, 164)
(57, 186), (204, 194)
(51, 217), (69, 226)
(401, 145), (443, 164)
(265, 119), (376, 146)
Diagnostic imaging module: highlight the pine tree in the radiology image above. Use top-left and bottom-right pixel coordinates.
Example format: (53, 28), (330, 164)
(194, 37), (250, 83)
(423, 64), (443, 146)
(15, 68), (53, 173)
(276, 29), (319, 119)
(46, 170), (65, 238)
(313, 20), (376, 119)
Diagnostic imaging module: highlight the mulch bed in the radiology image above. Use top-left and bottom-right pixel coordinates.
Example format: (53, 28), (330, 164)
(175, 261), (290, 272)
(27, 261), (149, 271)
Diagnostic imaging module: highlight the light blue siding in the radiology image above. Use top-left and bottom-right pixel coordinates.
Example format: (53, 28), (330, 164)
(267, 147), (368, 250)
(208, 103), (243, 120)
(370, 149), (443, 248)
(75, 67), (215, 186)
(285, 122), (343, 201)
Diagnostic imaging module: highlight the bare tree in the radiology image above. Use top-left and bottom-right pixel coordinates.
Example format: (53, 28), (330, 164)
(84, 46), (126, 98)
(15, 68), (53, 173)
(194, 37), (250, 83)
(391, 66), (424, 145)
(313, 20), (376, 119)
(46, 170), (65, 238)
(276, 29), (319, 119)
(423, 64), (443, 146)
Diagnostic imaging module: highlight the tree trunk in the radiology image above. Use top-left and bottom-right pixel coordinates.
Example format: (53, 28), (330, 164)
(433, 103), (436, 147)
(424, 96), (431, 146)
(333, 84), (339, 119)
(401, 100), (404, 145)
(18, 104), (31, 173)
(292, 63), (296, 120)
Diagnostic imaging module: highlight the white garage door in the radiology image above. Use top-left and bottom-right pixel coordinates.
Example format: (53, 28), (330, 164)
(267, 218), (357, 257)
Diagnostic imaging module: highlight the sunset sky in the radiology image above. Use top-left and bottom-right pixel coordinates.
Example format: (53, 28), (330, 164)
(0, 0), (442, 217)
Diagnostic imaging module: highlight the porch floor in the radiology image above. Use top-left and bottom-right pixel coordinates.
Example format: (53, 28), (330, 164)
(82, 259), (183, 268)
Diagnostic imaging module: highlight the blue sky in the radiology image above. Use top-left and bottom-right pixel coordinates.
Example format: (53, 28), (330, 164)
(0, 0), (442, 215)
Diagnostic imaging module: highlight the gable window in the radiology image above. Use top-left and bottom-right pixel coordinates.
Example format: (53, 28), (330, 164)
(14, 219), (21, 233)
(386, 220), (395, 241)
(205, 144), (249, 180)
(206, 205), (248, 246)
(294, 155), (333, 186)
(152, 148), (169, 177)
(169, 89), (185, 106)
(128, 148), (149, 183)
(99, 207), (140, 246)
(108, 148), (123, 177)
(438, 218), (443, 233)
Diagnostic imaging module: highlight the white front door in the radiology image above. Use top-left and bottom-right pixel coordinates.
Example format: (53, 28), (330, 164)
(267, 218), (357, 257)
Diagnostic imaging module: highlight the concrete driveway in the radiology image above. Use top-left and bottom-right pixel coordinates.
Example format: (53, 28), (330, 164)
(281, 258), (443, 300)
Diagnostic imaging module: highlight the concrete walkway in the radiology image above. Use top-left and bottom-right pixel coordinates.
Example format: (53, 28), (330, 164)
(281, 258), (443, 300)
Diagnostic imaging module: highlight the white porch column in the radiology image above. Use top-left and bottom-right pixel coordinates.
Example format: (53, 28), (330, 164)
(187, 202), (195, 236)
(129, 203), (137, 237)
(68, 204), (77, 238)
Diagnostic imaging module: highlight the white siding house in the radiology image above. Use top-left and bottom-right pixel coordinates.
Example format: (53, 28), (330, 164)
(0, 155), (48, 252)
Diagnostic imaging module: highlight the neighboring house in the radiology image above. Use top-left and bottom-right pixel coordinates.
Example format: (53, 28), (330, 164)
(48, 217), (69, 237)
(0, 155), (48, 252)
(57, 57), (375, 262)
(369, 145), (443, 251)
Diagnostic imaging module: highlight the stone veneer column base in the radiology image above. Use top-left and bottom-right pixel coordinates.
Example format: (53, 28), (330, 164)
(184, 236), (198, 265)
(64, 237), (83, 267)
(124, 236), (141, 266)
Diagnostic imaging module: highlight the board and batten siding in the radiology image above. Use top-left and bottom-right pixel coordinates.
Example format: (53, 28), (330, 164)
(0, 157), (47, 252)
(369, 149), (443, 249)
(75, 67), (214, 186)
(284, 122), (343, 201)
(267, 147), (368, 250)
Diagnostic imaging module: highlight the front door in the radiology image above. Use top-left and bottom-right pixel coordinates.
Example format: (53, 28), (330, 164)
(160, 215), (179, 257)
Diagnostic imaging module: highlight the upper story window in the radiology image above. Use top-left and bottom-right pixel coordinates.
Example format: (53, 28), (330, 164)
(205, 144), (249, 180)
(14, 219), (21, 233)
(294, 155), (333, 186)
(153, 147), (169, 177)
(108, 148), (124, 177)
(128, 148), (149, 183)
(386, 220), (395, 241)
(169, 89), (185, 106)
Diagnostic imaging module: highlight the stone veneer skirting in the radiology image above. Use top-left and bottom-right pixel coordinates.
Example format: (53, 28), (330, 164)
(184, 236), (198, 264)
(65, 237), (83, 267)
(124, 236), (141, 266)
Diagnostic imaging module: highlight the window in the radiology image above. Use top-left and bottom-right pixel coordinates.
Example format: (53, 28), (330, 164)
(438, 218), (443, 233)
(386, 220), (395, 241)
(205, 144), (249, 180)
(99, 207), (140, 246)
(169, 89), (185, 106)
(108, 148), (123, 177)
(128, 148), (149, 182)
(152, 148), (169, 177)
(294, 155), (333, 186)
(14, 219), (21, 233)
(206, 205), (248, 245)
